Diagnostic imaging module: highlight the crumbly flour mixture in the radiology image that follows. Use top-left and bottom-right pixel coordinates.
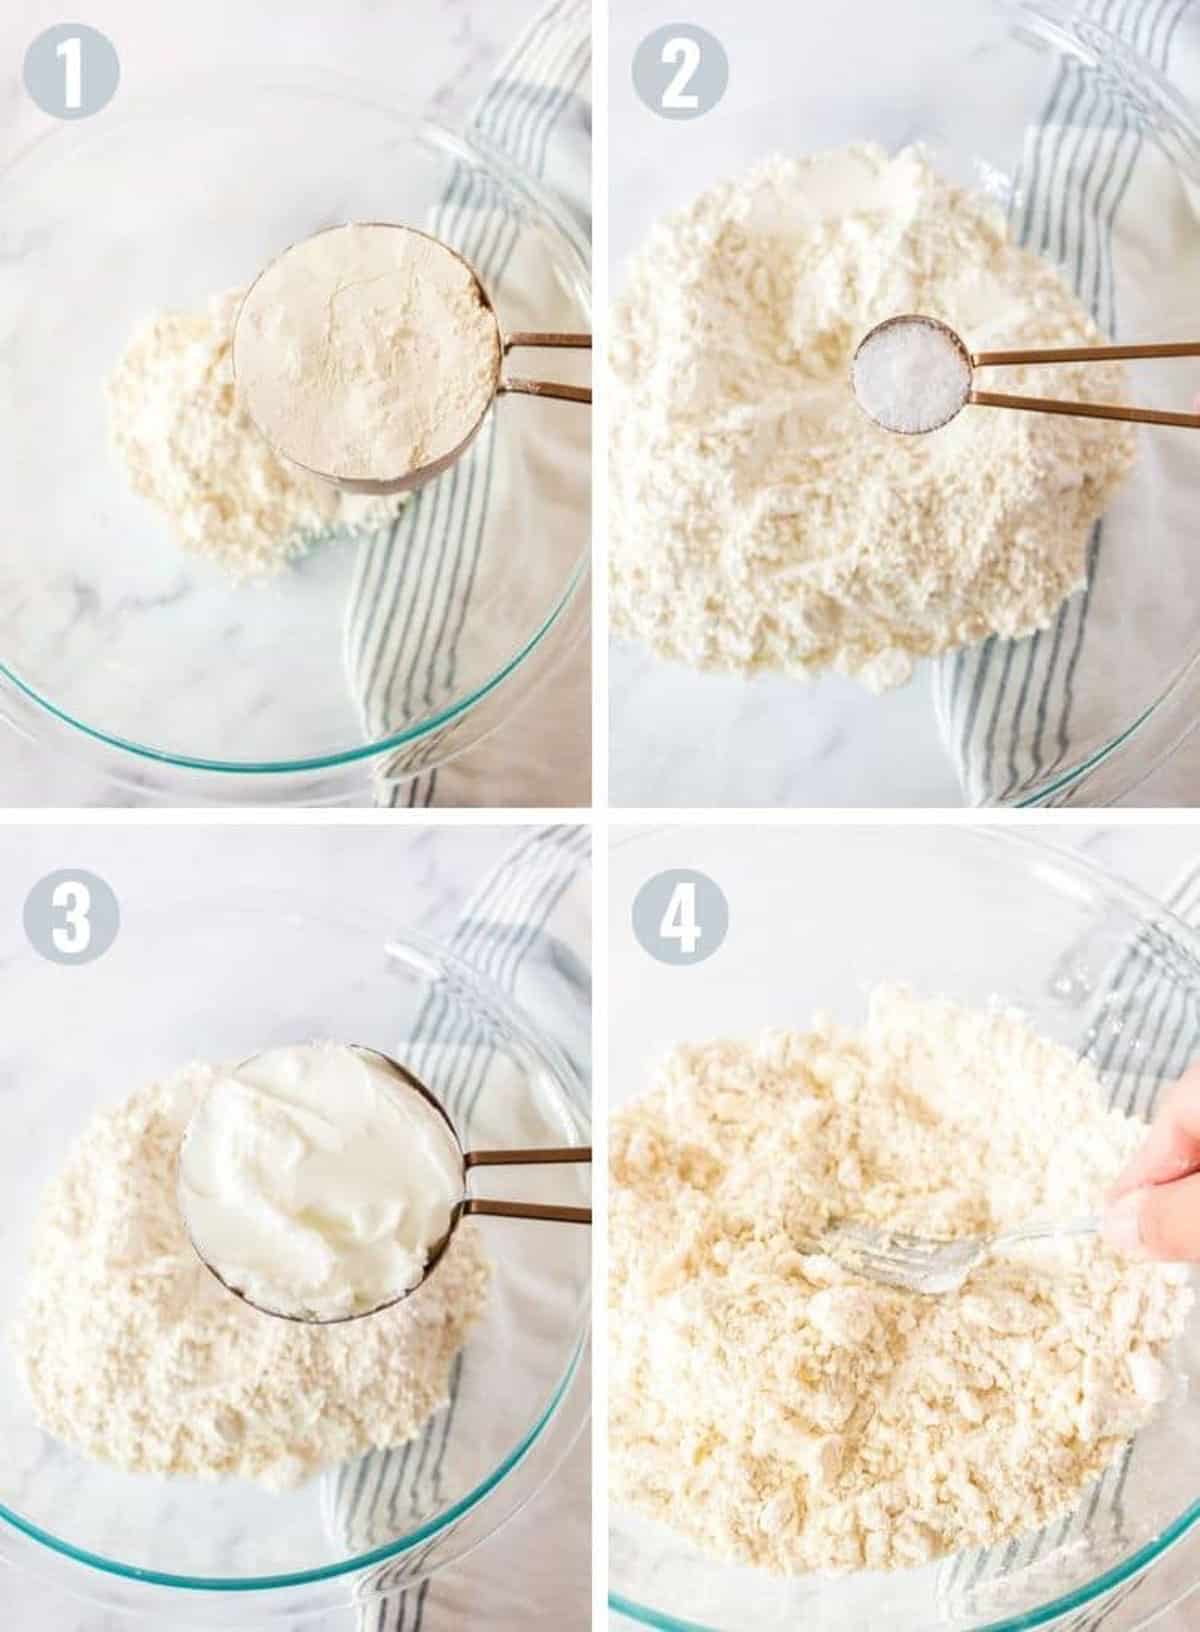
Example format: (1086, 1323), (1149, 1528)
(107, 290), (403, 579)
(12, 1064), (490, 1490)
(610, 144), (1137, 690)
(609, 988), (1193, 1574)
(233, 224), (501, 485)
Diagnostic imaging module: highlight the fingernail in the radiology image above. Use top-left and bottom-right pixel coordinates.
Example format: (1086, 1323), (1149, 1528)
(1102, 1188), (1147, 1255)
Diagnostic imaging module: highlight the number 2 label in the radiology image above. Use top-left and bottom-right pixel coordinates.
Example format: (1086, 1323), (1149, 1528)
(632, 25), (728, 122)
(660, 36), (701, 110)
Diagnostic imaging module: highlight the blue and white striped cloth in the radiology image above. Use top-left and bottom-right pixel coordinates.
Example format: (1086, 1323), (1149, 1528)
(327, 824), (590, 1632)
(933, 0), (1200, 805)
(939, 856), (1200, 1629)
(347, 0), (591, 808)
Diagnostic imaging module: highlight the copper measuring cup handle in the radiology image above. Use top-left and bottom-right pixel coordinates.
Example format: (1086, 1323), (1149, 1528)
(499, 332), (593, 406)
(970, 337), (1200, 429)
(461, 1145), (592, 1225)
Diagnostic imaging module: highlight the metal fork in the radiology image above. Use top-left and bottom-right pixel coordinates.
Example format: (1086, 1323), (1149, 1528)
(820, 1215), (1101, 1295)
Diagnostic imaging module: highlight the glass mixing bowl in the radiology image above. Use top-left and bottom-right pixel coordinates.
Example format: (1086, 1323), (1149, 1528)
(0, 70), (589, 804)
(0, 889), (590, 1620)
(607, 0), (1200, 808)
(609, 826), (1200, 1629)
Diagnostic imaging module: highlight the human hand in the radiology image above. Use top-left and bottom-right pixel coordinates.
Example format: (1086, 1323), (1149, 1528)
(1103, 1062), (1200, 1261)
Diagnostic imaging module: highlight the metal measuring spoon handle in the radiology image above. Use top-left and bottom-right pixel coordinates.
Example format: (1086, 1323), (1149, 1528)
(461, 1145), (592, 1225)
(499, 333), (593, 405)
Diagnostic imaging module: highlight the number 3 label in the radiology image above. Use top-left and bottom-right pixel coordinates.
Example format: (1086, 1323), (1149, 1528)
(632, 25), (729, 121)
(633, 869), (729, 966)
(24, 869), (120, 964)
(51, 879), (92, 955)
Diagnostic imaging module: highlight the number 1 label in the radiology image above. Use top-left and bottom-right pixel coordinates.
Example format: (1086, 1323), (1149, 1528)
(56, 35), (82, 111)
(23, 24), (120, 120)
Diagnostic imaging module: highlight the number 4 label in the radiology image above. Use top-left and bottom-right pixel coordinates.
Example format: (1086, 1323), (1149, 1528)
(632, 868), (729, 966)
(660, 880), (702, 954)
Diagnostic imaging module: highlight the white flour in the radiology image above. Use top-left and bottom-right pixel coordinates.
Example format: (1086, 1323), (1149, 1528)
(233, 224), (501, 485)
(609, 144), (1137, 691)
(107, 290), (403, 580)
(609, 987), (1193, 1574)
(12, 1064), (490, 1490)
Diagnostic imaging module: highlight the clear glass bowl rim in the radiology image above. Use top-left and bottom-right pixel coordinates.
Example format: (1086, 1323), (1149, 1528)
(0, 68), (591, 778)
(608, 824), (1200, 1631)
(960, 0), (1200, 806)
(0, 906), (591, 1592)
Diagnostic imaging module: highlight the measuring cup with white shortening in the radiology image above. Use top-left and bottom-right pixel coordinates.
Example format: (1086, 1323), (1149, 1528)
(232, 222), (591, 498)
(178, 1041), (591, 1325)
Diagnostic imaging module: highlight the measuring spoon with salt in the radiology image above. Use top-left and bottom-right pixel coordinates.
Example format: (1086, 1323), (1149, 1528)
(853, 313), (1200, 435)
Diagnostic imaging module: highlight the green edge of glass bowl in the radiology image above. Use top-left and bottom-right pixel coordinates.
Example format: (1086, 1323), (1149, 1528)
(610, 1486), (1200, 1632)
(0, 557), (587, 779)
(609, 828), (1200, 1630)
(0, 85), (589, 779)
(0, 1331), (586, 1593)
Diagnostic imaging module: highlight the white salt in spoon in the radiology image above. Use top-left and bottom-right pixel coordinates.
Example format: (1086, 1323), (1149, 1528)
(233, 222), (591, 497)
(852, 313), (1200, 435)
(179, 1044), (591, 1326)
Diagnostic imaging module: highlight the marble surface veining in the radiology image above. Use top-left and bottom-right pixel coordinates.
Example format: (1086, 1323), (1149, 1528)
(0, 820), (591, 1629)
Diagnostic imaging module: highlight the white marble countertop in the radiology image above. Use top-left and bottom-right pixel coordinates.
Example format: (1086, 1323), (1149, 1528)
(607, 0), (1200, 810)
(0, 820), (590, 1630)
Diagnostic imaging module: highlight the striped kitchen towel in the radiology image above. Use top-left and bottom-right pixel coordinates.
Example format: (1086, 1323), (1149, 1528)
(940, 857), (1200, 1630)
(932, 0), (1200, 806)
(322, 824), (591, 1632)
(346, 0), (591, 809)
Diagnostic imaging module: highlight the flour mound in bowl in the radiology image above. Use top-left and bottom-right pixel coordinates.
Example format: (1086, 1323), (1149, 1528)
(106, 291), (405, 581)
(609, 144), (1137, 690)
(11, 1063), (490, 1490)
(608, 987), (1193, 1574)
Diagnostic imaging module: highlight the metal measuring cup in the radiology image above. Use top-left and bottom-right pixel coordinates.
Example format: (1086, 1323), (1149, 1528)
(232, 222), (592, 497)
(179, 1044), (591, 1325)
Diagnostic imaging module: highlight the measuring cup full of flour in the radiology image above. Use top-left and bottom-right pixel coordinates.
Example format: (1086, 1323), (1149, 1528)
(232, 222), (591, 496)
